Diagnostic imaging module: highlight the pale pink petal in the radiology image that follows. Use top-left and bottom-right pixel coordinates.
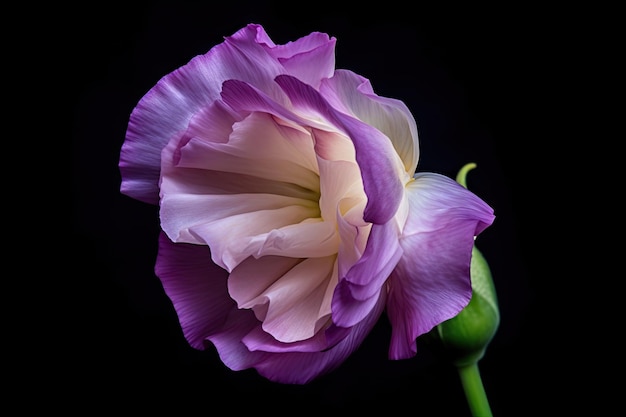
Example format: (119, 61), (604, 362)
(336, 198), (371, 278)
(182, 99), (242, 146)
(174, 112), (320, 190)
(244, 219), (339, 260)
(239, 263), (344, 354)
(230, 255), (336, 342)
(312, 127), (355, 162)
(386, 173), (495, 359)
(156, 166), (319, 201)
(315, 138), (372, 280)
(161, 196), (319, 271)
(160, 191), (317, 242)
(314, 133), (365, 224)
(228, 255), (303, 311)
(158, 108), (324, 270)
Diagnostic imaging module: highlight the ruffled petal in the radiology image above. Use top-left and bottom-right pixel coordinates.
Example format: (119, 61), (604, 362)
(161, 194), (319, 271)
(174, 111), (320, 190)
(320, 70), (419, 175)
(154, 232), (233, 350)
(332, 221), (403, 327)
(244, 219), (339, 260)
(241, 322), (349, 353)
(386, 173), (495, 359)
(313, 130), (366, 229)
(274, 74), (408, 224)
(221, 76), (406, 225)
(271, 34), (336, 89)
(156, 230), (387, 384)
(159, 109), (325, 271)
(229, 255), (336, 342)
(221, 290), (386, 384)
(120, 23), (321, 204)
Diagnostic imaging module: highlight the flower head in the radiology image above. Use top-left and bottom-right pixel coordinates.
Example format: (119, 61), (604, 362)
(119, 24), (495, 384)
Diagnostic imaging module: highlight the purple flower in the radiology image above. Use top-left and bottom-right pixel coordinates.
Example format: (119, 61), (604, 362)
(119, 23), (495, 384)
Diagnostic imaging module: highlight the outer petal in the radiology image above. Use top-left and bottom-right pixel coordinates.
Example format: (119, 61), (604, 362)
(119, 24), (335, 204)
(155, 232), (234, 350)
(155, 231), (387, 384)
(211, 289), (387, 384)
(386, 173), (495, 359)
(263, 32), (336, 89)
(320, 70), (420, 175)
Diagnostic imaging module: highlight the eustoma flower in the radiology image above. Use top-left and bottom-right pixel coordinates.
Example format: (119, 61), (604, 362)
(119, 23), (495, 384)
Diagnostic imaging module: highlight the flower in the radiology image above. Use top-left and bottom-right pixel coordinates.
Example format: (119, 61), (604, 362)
(119, 23), (495, 384)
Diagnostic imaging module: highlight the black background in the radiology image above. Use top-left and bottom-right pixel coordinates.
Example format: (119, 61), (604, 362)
(70, 1), (563, 414)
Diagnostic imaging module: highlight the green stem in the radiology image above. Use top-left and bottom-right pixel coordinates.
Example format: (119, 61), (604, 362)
(457, 363), (493, 417)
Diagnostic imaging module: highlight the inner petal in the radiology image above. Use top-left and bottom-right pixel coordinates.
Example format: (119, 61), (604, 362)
(176, 111), (320, 191)
(244, 218), (340, 259)
(229, 255), (337, 342)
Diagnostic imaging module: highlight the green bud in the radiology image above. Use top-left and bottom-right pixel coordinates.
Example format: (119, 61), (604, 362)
(436, 246), (499, 367)
(433, 163), (500, 367)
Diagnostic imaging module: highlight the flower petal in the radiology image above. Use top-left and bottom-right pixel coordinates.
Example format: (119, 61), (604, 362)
(332, 221), (403, 327)
(244, 219), (340, 260)
(154, 232), (233, 350)
(220, 76), (406, 225)
(120, 23), (331, 204)
(174, 111), (320, 190)
(274, 74), (408, 224)
(266, 32), (337, 89)
(386, 173), (495, 359)
(228, 290), (386, 384)
(156, 230), (387, 384)
(161, 194), (319, 271)
(241, 322), (349, 353)
(229, 255), (337, 342)
(159, 109), (326, 271)
(320, 70), (419, 175)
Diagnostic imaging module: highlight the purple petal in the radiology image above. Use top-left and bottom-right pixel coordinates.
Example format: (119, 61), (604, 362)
(155, 231), (387, 384)
(154, 232), (234, 350)
(272, 34), (336, 89)
(205, 267), (387, 384)
(274, 74), (406, 224)
(120, 24), (334, 204)
(241, 322), (350, 353)
(320, 70), (419, 175)
(332, 221), (403, 327)
(240, 290), (386, 384)
(386, 173), (495, 359)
